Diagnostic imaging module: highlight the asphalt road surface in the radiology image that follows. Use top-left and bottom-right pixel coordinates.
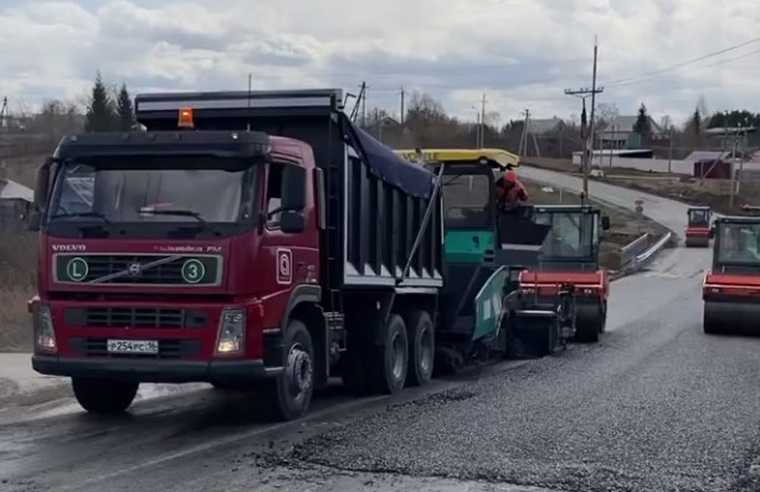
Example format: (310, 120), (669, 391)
(2, 171), (759, 492)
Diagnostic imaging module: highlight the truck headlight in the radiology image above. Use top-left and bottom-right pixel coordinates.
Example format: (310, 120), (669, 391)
(35, 305), (57, 353)
(216, 308), (246, 355)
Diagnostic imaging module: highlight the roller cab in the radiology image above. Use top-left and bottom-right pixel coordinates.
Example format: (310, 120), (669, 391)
(703, 216), (760, 334)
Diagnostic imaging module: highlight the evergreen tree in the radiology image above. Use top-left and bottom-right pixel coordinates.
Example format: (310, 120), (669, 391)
(692, 108), (702, 136)
(632, 103), (652, 137)
(85, 72), (115, 132)
(116, 83), (134, 131)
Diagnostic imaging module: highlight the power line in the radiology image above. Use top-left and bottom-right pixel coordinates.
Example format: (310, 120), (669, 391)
(604, 36), (760, 87)
(700, 46), (760, 70)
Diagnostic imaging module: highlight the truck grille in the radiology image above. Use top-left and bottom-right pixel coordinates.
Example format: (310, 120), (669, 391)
(54, 254), (222, 286)
(65, 307), (208, 329)
(69, 337), (201, 359)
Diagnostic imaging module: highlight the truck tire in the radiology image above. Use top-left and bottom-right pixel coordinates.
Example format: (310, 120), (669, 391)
(370, 314), (408, 394)
(72, 378), (138, 414)
(405, 310), (434, 387)
(600, 301), (608, 333)
(265, 319), (315, 421)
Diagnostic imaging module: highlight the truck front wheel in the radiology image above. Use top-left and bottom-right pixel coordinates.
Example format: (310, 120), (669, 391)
(371, 314), (408, 394)
(72, 378), (138, 414)
(266, 319), (315, 421)
(406, 310), (434, 387)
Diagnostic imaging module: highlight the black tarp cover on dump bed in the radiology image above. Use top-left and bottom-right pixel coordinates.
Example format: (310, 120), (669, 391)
(345, 118), (434, 199)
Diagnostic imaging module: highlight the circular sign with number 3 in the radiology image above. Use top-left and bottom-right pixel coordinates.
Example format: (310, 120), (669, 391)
(181, 259), (206, 284)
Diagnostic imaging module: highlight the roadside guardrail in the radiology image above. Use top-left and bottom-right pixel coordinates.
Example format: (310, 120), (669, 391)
(620, 232), (673, 274)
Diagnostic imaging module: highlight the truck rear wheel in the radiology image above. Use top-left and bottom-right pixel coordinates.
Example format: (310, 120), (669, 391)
(72, 378), (138, 414)
(405, 310), (434, 387)
(370, 314), (408, 394)
(265, 319), (314, 421)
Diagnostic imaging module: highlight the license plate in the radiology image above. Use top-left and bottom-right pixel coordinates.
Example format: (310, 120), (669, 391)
(107, 339), (159, 355)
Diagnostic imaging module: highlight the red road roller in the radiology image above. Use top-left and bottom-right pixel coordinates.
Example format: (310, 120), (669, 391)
(703, 216), (760, 334)
(685, 206), (713, 248)
(519, 205), (610, 343)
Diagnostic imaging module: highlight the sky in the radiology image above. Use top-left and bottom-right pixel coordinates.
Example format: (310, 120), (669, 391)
(2, 0), (760, 127)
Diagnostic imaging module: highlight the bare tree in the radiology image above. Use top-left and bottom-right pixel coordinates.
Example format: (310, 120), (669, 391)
(596, 103), (619, 129)
(659, 115), (673, 132)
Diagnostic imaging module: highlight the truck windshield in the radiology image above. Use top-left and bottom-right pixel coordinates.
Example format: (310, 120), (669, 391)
(718, 223), (760, 265)
(48, 159), (256, 225)
(535, 212), (596, 259)
(442, 173), (491, 228)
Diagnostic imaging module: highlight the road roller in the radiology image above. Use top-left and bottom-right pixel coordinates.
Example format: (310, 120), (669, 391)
(685, 206), (713, 247)
(519, 205), (611, 343)
(703, 216), (760, 335)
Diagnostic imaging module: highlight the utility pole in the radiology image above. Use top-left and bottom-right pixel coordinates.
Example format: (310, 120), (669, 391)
(361, 82), (367, 127)
(375, 108), (381, 141)
(609, 124), (615, 168)
(730, 126), (739, 209)
(246, 73), (253, 131)
(0, 97), (7, 131)
(565, 36), (604, 197)
(668, 127), (673, 174)
(519, 109), (530, 157)
(480, 92), (487, 148)
(400, 87), (405, 127)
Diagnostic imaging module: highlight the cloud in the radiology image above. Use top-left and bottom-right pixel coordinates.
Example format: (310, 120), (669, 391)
(2, 0), (760, 126)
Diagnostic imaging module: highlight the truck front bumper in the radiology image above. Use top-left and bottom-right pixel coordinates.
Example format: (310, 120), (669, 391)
(32, 355), (283, 384)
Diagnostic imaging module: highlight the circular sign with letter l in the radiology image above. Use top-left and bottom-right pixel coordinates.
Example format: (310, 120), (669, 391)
(181, 259), (206, 284)
(66, 257), (89, 282)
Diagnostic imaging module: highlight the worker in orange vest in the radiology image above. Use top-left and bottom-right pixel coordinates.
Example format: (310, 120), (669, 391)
(495, 169), (528, 209)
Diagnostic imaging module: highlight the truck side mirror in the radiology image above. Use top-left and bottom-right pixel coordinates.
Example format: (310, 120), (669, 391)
(281, 165), (306, 211)
(601, 216), (611, 231)
(280, 210), (305, 233)
(28, 158), (53, 232)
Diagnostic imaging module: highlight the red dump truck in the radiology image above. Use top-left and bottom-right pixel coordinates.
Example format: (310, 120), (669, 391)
(29, 90), (445, 420)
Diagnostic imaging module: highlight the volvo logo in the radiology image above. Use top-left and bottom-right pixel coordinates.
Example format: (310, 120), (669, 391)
(127, 263), (143, 278)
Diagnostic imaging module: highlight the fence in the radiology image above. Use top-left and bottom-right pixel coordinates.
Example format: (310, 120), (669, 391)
(572, 154), (760, 176)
